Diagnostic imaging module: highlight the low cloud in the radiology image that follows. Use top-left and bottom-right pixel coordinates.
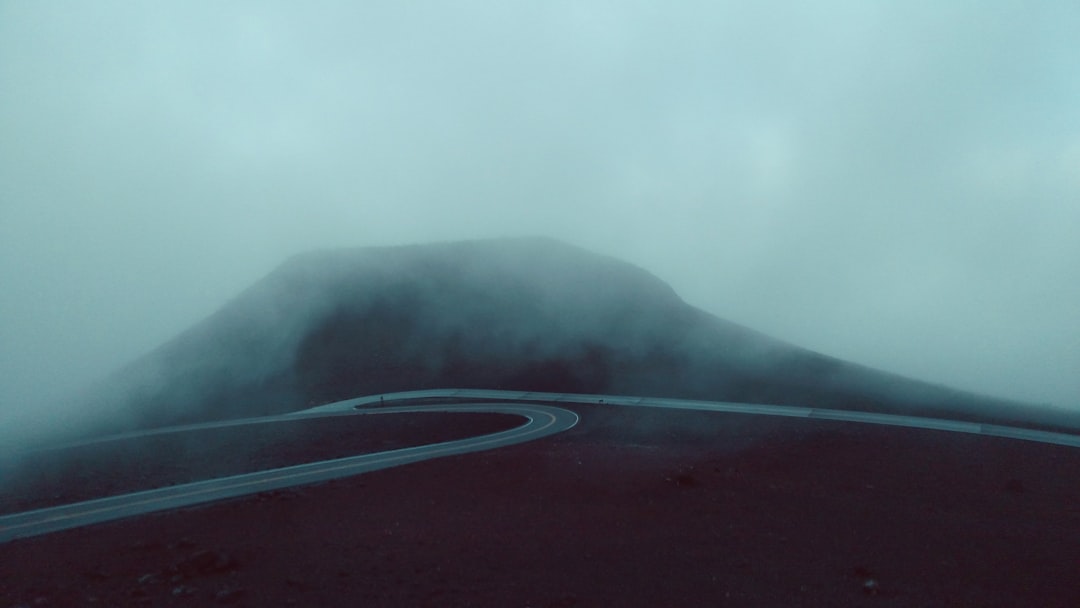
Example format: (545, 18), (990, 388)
(1, 1), (1077, 439)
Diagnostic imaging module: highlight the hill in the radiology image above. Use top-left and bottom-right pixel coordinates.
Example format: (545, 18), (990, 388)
(77, 237), (1064, 435)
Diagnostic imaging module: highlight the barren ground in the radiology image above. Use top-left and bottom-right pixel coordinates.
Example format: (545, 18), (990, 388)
(2, 405), (1079, 607)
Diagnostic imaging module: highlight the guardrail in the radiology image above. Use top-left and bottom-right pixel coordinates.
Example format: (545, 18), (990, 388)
(336, 388), (1080, 449)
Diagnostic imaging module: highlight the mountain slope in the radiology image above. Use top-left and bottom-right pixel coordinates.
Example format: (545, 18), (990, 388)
(80, 237), (1066, 434)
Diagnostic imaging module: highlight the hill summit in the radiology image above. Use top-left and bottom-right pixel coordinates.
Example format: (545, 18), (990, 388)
(83, 237), (1046, 433)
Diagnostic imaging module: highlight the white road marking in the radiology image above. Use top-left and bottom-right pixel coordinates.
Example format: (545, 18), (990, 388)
(3, 388), (1075, 543)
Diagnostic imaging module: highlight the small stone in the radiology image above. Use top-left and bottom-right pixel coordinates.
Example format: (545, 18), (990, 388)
(862, 578), (880, 595)
(215, 587), (246, 604)
(171, 585), (198, 597)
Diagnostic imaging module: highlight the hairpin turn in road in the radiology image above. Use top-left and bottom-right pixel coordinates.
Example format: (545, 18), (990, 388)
(4, 388), (1078, 544)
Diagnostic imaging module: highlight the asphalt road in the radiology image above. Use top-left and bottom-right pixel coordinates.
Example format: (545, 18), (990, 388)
(341, 388), (1080, 448)
(0, 402), (578, 543)
(3, 388), (1078, 543)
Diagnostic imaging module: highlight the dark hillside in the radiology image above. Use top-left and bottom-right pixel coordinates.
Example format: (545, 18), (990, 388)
(76, 237), (1069, 436)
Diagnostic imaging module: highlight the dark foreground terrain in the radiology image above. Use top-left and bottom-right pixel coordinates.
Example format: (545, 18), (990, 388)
(0, 412), (519, 515)
(3, 405), (1079, 607)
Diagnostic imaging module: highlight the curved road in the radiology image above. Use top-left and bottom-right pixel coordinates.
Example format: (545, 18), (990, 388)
(3, 388), (1079, 543)
(344, 389), (1080, 447)
(0, 402), (578, 543)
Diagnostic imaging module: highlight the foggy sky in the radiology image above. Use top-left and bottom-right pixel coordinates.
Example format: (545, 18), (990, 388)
(2, 0), (1078, 426)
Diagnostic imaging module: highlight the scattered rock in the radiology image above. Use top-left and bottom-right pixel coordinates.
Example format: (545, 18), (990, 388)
(171, 585), (198, 597)
(851, 566), (882, 596)
(215, 587), (246, 604)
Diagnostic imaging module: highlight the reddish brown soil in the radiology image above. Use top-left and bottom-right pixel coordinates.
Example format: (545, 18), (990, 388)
(2, 405), (1079, 607)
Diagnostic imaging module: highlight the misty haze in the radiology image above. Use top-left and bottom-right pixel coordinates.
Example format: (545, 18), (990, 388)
(2, 2), (1079, 606)
(1, 2), (1077, 433)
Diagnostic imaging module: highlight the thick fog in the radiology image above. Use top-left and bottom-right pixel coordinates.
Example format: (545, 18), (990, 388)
(2, 0), (1078, 433)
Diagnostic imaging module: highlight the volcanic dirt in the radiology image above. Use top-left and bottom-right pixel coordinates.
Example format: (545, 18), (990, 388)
(2, 405), (1079, 607)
